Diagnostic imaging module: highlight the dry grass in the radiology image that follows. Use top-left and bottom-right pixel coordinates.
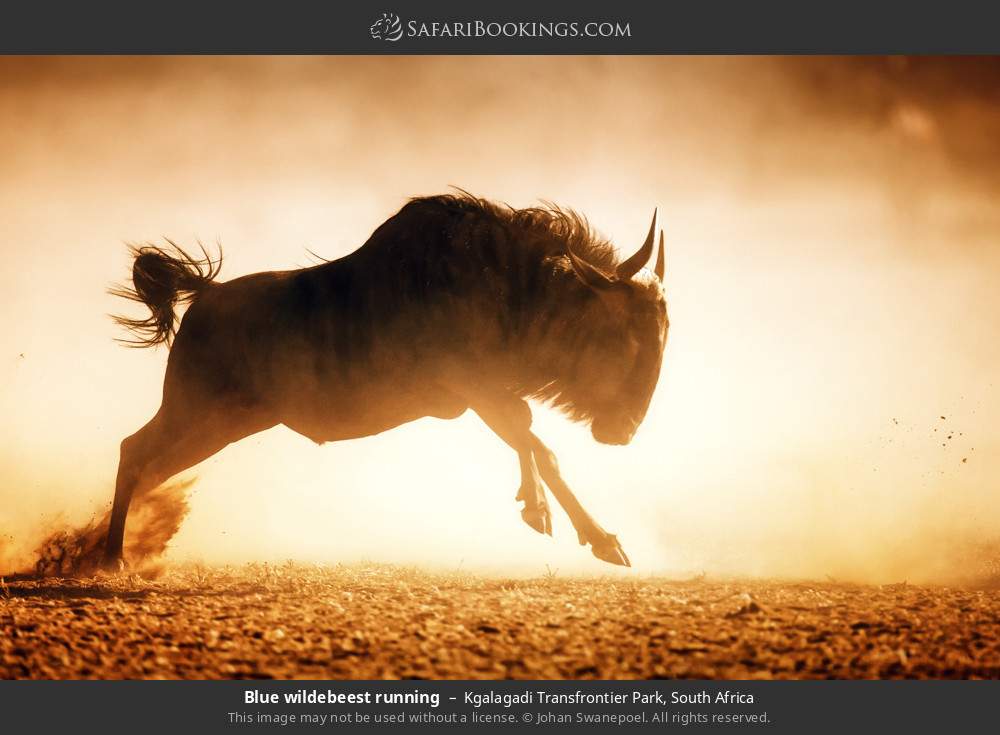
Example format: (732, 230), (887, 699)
(2, 563), (999, 679)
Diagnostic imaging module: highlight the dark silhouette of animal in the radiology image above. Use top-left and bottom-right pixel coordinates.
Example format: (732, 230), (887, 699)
(103, 193), (669, 570)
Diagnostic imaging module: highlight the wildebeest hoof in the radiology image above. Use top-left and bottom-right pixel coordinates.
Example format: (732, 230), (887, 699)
(590, 534), (631, 567)
(521, 504), (553, 536)
(99, 555), (127, 574)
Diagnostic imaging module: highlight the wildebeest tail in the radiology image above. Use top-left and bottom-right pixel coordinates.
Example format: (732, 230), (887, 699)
(110, 240), (222, 348)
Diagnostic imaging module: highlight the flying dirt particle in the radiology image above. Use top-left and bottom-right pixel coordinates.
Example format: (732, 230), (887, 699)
(725, 593), (764, 618)
(962, 458), (968, 463)
(940, 416), (947, 420)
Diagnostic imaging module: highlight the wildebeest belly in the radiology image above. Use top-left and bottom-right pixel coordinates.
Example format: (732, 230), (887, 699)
(277, 378), (468, 444)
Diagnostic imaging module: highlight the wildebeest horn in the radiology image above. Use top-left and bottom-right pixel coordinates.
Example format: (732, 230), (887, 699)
(616, 208), (657, 280)
(567, 244), (615, 290)
(654, 230), (665, 282)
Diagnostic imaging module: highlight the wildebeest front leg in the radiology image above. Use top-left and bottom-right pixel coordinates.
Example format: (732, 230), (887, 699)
(471, 400), (552, 536)
(529, 435), (630, 567)
(472, 395), (629, 567)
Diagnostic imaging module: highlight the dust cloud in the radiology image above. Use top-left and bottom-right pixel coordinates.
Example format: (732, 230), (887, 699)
(1, 57), (999, 584)
(2, 481), (191, 577)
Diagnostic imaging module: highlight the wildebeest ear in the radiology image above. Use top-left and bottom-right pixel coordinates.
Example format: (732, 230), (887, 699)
(654, 230), (665, 282)
(566, 245), (616, 290)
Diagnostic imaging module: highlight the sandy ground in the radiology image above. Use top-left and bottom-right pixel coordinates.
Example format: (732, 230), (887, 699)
(2, 564), (998, 679)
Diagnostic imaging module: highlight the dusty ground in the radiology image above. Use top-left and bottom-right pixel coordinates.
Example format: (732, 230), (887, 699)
(1, 563), (998, 679)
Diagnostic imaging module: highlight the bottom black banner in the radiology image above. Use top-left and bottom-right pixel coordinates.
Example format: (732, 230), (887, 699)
(0, 680), (995, 732)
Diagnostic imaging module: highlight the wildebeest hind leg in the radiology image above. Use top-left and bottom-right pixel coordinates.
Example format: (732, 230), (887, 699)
(102, 405), (273, 571)
(529, 435), (631, 567)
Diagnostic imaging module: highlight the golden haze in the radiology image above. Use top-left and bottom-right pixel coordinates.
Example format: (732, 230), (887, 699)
(1, 56), (999, 582)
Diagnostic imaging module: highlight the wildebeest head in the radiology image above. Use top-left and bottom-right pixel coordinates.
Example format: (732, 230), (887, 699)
(565, 210), (669, 445)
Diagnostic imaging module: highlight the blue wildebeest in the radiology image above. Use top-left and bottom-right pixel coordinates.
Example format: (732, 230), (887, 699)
(104, 194), (669, 569)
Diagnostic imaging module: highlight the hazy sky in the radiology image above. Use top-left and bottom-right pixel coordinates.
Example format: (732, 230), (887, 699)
(2, 57), (998, 581)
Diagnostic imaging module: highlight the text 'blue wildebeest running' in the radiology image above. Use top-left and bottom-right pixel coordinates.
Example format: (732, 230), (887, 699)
(104, 193), (669, 570)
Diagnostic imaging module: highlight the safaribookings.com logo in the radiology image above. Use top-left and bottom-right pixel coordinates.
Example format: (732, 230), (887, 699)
(369, 13), (631, 42)
(370, 13), (404, 41)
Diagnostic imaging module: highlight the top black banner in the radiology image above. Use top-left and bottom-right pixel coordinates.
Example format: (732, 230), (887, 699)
(3, 0), (1000, 54)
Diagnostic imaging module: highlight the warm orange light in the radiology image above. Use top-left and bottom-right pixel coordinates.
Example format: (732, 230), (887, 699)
(1, 57), (998, 583)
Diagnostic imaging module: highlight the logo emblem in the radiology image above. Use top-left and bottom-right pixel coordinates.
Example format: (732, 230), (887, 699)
(370, 12), (403, 41)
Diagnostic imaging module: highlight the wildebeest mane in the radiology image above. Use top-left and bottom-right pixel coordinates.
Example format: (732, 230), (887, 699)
(388, 192), (629, 425)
